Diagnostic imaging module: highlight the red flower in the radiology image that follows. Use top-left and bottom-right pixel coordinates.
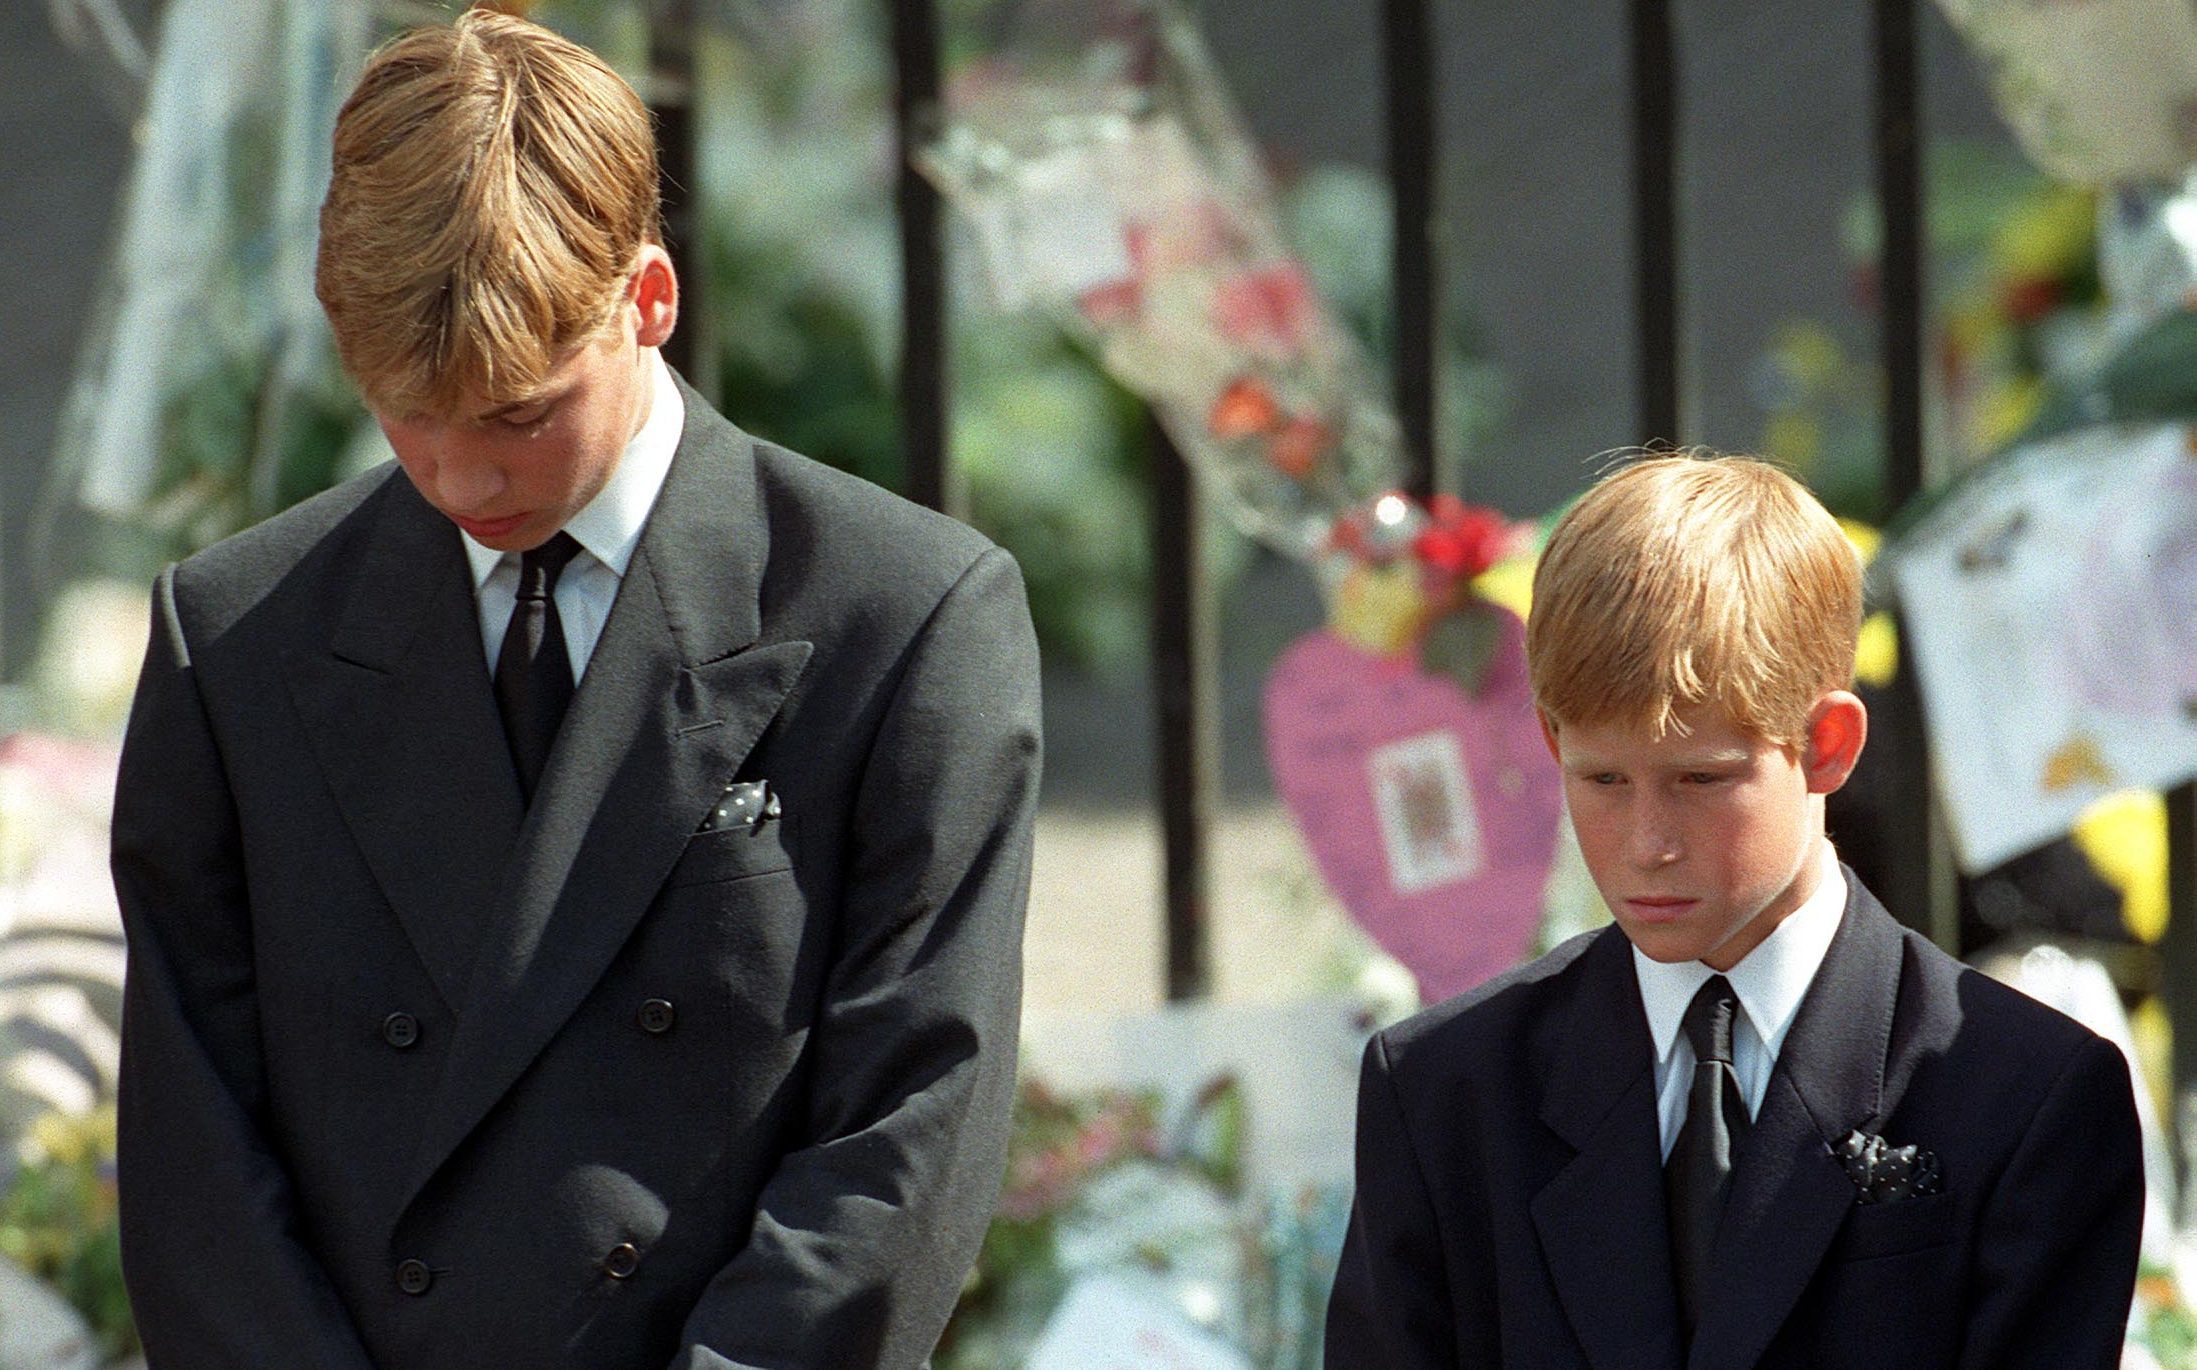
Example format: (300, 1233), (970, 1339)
(1412, 504), (1512, 579)
(1327, 516), (1367, 558)
(1078, 277), (1142, 326)
(1267, 414), (1332, 478)
(1213, 262), (1314, 358)
(2002, 276), (2062, 325)
(1208, 377), (1281, 438)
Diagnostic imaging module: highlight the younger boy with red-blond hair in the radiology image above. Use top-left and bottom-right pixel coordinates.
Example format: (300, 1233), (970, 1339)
(1326, 454), (2140, 1369)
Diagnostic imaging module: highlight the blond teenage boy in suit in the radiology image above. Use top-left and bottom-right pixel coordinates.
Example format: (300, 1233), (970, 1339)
(1326, 455), (2141, 1369)
(113, 13), (1039, 1367)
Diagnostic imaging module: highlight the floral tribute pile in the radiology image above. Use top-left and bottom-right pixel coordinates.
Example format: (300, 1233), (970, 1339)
(920, 0), (1565, 1001)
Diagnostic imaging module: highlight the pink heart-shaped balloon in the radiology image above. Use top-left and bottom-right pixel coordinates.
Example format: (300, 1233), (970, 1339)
(1262, 612), (1561, 1002)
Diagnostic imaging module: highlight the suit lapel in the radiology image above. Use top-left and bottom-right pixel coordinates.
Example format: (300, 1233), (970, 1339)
(1688, 874), (1903, 1370)
(401, 382), (813, 1210)
(1531, 927), (1686, 1370)
(284, 477), (524, 1009)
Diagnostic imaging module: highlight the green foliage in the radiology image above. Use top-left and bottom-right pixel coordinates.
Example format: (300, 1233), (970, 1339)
(1757, 139), (2105, 522)
(0, 1107), (136, 1361)
(2137, 1264), (2197, 1368)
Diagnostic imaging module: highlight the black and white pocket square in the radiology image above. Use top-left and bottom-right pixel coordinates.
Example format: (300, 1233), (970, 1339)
(697, 780), (780, 833)
(1834, 1128), (1943, 1204)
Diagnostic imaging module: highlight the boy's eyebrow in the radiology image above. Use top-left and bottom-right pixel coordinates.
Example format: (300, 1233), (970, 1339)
(1560, 745), (1755, 770)
(1665, 748), (1755, 768)
(472, 394), (554, 422)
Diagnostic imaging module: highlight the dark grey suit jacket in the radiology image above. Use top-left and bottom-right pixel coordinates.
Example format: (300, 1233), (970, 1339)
(112, 379), (1041, 1368)
(1326, 875), (2143, 1369)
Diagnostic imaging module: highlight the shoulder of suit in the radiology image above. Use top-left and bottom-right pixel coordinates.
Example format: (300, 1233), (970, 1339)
(1376, 926), (1614, 1080)
(750, 437), (993, 555)
(1887, 916), (2108, 1067)
(745, 434), (1006, 599)
(166, 463), (401, 631)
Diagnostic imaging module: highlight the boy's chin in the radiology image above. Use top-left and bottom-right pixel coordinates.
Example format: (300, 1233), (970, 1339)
(1614, 917), (1727, 966)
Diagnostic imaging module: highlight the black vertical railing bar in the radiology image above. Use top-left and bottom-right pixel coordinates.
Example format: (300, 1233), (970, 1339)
(1870, 0), (1943, 945)
(1151, 417), (1216, 1001)
(1383, 0), (1437, 498)
(890, 0), (951, 515)
(2167, 786), (2197, 1105)
(649, 2), (708, 396)
(1630, 0), (1680, 447)
(1874, 0), (1924, 512)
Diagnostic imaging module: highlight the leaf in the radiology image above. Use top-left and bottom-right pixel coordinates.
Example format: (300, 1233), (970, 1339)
(1419, 598), (1505, 697)
(2023, 308), (2197, 445)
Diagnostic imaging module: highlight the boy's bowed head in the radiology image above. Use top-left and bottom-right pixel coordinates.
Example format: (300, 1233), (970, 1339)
(1527, 454), (1869, 971)
(315, 9), (676, 554)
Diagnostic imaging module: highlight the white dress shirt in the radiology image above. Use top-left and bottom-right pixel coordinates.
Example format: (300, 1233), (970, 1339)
(1633, 841), (1847, 1160)
(463, 351), (684, 681)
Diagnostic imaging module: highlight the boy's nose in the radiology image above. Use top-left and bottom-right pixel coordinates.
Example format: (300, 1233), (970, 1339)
(429, 445), (507, 513)
(1629, 815), (1683, 868)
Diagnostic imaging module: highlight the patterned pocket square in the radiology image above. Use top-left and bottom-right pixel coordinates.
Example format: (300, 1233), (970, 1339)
(1834, 1128), (1943, 1204)
(697, 780), (781, 833)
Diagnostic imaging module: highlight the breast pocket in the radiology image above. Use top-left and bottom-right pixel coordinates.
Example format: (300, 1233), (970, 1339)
(1812, 1192), (1963, 1366)
(1836, 1190), (1958, 1262)
(662, 815), (797, 889)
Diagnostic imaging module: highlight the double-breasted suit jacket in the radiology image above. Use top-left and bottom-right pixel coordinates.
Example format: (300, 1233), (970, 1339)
(1326, 877), (2143, 1369)
(113, 378), (1042, 1369)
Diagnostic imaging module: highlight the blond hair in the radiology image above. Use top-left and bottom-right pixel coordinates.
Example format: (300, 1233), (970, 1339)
(1526, 453), (1862, 749)
(315, 8), (661, 416)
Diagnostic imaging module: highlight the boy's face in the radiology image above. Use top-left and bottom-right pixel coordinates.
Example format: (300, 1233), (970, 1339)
(1542, 694), (1864, 971)
(374, 247), (677, 554)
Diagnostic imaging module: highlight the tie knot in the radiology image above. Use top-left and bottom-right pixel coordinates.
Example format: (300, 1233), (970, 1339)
(516, 532), (583, 599)
(1680, 975), (1740, 1066)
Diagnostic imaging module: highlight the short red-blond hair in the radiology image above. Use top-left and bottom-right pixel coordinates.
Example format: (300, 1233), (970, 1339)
(1526, 453), (1862, 749)
(314, 8), (662, 417)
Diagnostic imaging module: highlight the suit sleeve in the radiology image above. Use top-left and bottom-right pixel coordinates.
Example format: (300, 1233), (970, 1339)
(1325, 1032), (1464, 1369)
(669, 545), (1041, 1370)
(112, 567), (379, 1368)
(1956, 1032), (2144, 1370)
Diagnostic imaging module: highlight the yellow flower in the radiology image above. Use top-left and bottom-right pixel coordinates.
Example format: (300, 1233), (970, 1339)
(1837, 518), (1882, 565)
(2072, 790), (2167, 943)
(1471, 553), (1536, 624)
(1989, 186), (2097, 282)
(1330, 563), (1428, 657)
(1854, 613), (1898, 688)
(1763, 414), (1824, 470)
(1972, 377), (2044, 454)
(1771, 320), (1847, 390)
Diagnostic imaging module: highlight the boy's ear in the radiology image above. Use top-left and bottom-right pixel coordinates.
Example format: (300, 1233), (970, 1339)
(629, 243), (679, 350)
(1802, 690), (1868, 796)
(1537, 709), (1561, 764)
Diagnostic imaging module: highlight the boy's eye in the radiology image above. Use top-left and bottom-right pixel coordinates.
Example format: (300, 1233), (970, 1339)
(1682, 772), (1725, 785)
(1587, 773), (1624, 786)
(498, 403), (552, 428)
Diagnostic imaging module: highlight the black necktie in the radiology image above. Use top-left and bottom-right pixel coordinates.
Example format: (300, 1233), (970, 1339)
(493, 532), (582, 803)
(1666, 974), (1750, 1340)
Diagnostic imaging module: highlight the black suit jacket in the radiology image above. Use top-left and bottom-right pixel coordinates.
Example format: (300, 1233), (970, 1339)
(112, 378), (1041, 1369)
(1326, 875), (2143, 1369)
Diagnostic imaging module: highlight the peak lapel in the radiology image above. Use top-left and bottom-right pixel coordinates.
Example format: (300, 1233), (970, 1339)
(1688, 875), (1903, 1370)
(400, 393), (810, 1210)
(1531, 927), (1686, 1370)
(283, 479), (523, 1009)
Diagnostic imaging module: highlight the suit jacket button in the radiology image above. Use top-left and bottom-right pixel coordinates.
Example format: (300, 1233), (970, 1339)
(382, 1013), (420, 1049)
(396, 1259), (432, 1295)
(637, 999), (675, 1035)
(603, 1242), (641, 1279)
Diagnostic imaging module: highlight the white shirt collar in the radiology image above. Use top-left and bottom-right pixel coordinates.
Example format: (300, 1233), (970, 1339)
(1633, 841), (1847, 1069)
(462, 350), (685, 588)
